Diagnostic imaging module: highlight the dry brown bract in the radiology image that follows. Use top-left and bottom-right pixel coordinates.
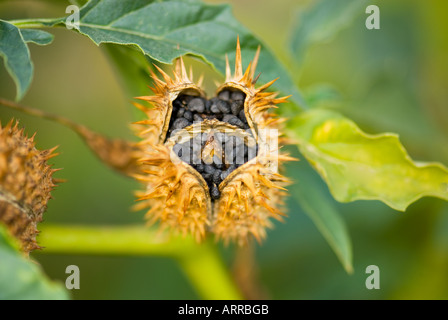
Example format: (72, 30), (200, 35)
(0, 120), (59, 254)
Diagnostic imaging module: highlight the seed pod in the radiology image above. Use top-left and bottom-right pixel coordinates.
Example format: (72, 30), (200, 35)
(0, 120), (60, 254)
(134, 39), (295, 245)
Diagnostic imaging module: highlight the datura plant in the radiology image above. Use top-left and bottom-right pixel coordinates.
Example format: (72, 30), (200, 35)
(1, 41), (294, 246)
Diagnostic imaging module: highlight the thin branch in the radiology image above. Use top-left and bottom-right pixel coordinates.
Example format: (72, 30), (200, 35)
(0, 97), (140, 176)
(35, 224), (243, 300)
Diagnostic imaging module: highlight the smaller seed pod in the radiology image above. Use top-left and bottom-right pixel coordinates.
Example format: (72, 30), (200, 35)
(134, 39), (295, 245)
(0, 120), (60, 254)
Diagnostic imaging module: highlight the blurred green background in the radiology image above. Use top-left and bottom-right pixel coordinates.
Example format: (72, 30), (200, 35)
(1, 0), (448, 299)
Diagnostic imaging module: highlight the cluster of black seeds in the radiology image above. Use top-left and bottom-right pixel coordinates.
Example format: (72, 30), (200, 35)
(167, 89), (250, 136)
(167, 89), (257, 200)
(173, 132), (257, 200)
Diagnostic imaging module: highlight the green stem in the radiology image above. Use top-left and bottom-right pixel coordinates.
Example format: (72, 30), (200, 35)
(36, 224), (243, 300)
(8, 18), (63, 29)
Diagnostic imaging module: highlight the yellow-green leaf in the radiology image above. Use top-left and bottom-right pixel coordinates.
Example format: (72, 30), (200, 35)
(288, 109), (448, 211)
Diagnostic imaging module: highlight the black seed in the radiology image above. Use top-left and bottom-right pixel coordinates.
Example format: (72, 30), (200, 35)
(238, 109), (247, 123)
(231, 91), (245, 101)
(222, 114), (235, 123)
(220, 170), (229, 181)
(193, 114), (203, 122)
(231, 100), (243, 115)
(213, 170), (222, 184)
(196, 164), (205, 173)
(203, 173), (212, 182)
(211, 184), (221, 199)
(181, 95), (194, 105)
(173, 99), (183, 108)
(188, 98), (205, 113)
(217, 100), (231, 113)
(218, 90), (230, 101)
(205, 100), (212, 113)
(227, 164), (237, 173)
(176, 107), (185, 117)
(215, 163), (225, 170)
(221, 164), (236, 180)
(177, 148), (182, 157)
(204, 164), (215, 174)
(184, 110), (193, 122)
(210, 101), (221, 114)
(173, 118), (191, 130)
(224, 115), (245, 128)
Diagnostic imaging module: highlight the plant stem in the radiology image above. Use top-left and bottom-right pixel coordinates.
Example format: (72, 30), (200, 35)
(8, 18), (63, 29)
(35, 224), (243, 300)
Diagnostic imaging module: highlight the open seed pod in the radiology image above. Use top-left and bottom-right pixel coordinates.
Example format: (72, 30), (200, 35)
(134, 40), (294, 245)
(0, 120), (59, 254)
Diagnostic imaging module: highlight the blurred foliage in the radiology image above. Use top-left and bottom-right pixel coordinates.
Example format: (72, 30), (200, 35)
(288, 108), (448, 211)
(0, 0), (448, 300)
(0, 225), (68, 300)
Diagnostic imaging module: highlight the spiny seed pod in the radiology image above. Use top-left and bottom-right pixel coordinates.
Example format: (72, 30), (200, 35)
(0, 120), (59, 254)
(133, 39), (295, 245)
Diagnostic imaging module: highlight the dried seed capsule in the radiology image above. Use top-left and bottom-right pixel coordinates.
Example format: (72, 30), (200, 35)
(0, 120), (60, 254)
(134, 39), (294, 245)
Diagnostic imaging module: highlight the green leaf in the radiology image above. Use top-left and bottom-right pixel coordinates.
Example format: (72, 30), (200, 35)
(0, 20), (33, 101)
(288, 155), (353, 273)
(20, 29), (54, 46)
(63, 0), (306, 109)
(0, 225), (69, 300)
(289, 0), (368, 63)
(288, 109), (448, 211)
